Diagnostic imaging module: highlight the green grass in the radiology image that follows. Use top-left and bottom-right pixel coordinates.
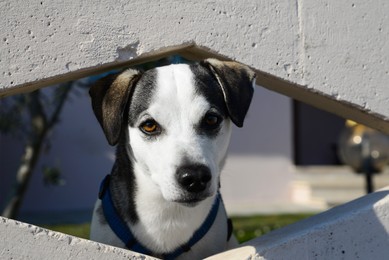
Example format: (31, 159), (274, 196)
(43, 213), (315, 243)
(231, 213), (314, 243)
(42, 223), (91, 239)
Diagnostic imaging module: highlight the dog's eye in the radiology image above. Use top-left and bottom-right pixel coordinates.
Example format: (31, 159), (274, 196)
(203, 113), (222, 129)
(140, 119), (161, 135)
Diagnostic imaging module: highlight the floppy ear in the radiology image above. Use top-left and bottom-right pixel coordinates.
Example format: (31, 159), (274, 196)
(89, 69), (142, 146)
(201, 58), (256, 127)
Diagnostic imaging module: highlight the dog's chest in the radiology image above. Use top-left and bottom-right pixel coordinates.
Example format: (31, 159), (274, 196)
(91, 196), (231, 260)
(132, 191), (215, 252)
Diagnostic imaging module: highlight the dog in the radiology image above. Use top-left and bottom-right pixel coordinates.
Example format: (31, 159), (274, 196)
(89, 58), (255, 259)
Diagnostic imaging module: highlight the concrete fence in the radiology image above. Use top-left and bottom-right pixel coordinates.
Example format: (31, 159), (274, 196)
(0, 216), (156, 259)
(2, 0), (389, 133)
(1, 0), (389, 259)
(2, 187), (389, 259)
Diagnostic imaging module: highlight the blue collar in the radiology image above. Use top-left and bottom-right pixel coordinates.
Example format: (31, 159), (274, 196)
(98, 175), (221, 259)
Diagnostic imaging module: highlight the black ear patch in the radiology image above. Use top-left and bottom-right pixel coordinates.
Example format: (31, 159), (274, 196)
(89, 69), (142, 146)
(201, 59), (256, 128)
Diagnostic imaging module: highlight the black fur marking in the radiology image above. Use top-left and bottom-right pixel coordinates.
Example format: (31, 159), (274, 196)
(128, 69), (157, 127)
(107, 69), (157, 225)
(109, 127), (139, 224)
(190, 64), (229, 138)
(200, 59), (255, 128)
(89, 69), (142, 146)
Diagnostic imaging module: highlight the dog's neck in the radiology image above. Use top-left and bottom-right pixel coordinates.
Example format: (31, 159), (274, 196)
(133, 166), (216, 252)
(110, 140), (217, 253)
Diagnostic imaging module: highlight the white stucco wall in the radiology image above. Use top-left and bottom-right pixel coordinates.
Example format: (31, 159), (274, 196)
(2, 0), (389, 259)
(222, 86), (294, 214)
(2, 187), (389, 259)
(0, 216), (156, 259)
(209, 187), (389, 259)
(1, 0), (389, 133)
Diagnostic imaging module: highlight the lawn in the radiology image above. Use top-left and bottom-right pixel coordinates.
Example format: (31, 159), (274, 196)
(44, 213), (314, 244)
(43, 222), (91, 240)
(231, 213), (314, 243)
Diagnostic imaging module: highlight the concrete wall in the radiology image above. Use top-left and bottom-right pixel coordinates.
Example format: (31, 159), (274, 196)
(2, 187), (389, 259)
(0, 216), (156, 259)
(1, 0), (389, 133)
(209, 187), (389, 259)
(2, 0), (389, 259)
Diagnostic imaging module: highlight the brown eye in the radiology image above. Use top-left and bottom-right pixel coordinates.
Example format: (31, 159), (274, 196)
(203, 113), (222, 130)
(140, 119), (160, 135)
(205, 115), (219, 126)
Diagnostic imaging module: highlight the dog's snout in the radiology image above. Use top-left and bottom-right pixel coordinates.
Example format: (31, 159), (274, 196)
(176, 165), (212, 193)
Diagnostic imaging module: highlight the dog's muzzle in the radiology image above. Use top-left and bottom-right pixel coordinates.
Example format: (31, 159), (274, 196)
(176, 164), (212, 195)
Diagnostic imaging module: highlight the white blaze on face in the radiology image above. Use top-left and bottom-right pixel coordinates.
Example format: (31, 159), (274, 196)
(128, 64), (232, 202)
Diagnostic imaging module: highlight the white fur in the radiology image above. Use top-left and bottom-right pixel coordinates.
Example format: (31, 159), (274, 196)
(127, 64), (232, 253)
(91, 64), (236, 259)
(128, 65), (232, 201)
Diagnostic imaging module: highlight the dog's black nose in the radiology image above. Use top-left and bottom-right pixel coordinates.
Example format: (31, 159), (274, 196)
(176, 164), (212, 193)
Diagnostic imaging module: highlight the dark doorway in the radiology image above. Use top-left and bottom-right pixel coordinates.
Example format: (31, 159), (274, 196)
(293, 100), (345, 165)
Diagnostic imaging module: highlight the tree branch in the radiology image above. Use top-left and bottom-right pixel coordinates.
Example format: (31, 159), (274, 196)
(47, 82), (73, 129)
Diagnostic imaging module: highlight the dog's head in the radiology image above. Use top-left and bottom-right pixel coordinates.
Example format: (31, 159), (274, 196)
(90, 59), (255, 205)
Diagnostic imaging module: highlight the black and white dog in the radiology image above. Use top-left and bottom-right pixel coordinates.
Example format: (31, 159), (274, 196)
(89, 58), (255, 259)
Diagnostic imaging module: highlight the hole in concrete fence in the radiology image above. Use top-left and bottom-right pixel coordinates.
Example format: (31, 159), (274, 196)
(1, 54), (389, 255)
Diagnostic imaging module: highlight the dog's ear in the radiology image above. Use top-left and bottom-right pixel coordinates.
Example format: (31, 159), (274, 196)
(89, 69), (142, 146)
(201, 58), (256, 127)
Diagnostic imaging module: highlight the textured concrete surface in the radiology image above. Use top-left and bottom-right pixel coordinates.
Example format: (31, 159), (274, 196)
(0, 216), (156, 259)
(3, 187), (389, 259)
(1, 0), (300, 92)
(1, 1), (389, 258)
(1, 0), (389, 133)
(208, 186), (389, 259)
